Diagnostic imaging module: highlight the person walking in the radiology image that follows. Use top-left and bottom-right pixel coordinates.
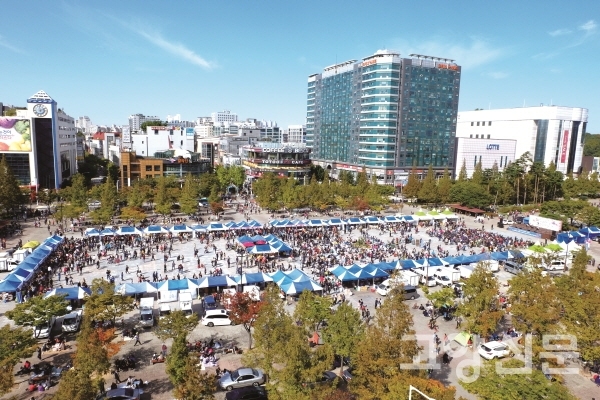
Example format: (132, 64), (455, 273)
(161, 343), (167, 357)
(113, 370), (121, 383)
(37, 347), (42, 360)
(133, 332), (142, 346)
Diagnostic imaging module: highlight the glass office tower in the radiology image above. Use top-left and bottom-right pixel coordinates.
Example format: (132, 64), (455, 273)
(307, 50), (461, 183)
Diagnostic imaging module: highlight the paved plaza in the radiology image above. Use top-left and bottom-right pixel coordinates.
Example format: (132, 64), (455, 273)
(1, 200), (599, 399)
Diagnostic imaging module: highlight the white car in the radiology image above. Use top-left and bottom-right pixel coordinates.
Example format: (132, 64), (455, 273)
(62, 310), (83, 333)
(433, 274), (452, 287)
(478, 341), (512, 360)
(202, 309), (234, 327)
(33, 316), (56, 339)
(421, 276), (437, 287)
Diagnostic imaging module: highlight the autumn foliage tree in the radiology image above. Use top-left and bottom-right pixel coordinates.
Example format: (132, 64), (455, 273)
(0, 325), (37, 396)
(226, 291), (264, 349)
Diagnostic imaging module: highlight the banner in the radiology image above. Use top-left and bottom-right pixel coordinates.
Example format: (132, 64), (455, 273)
(560, 130), (569, 163)
(0, 118), (32, 152)
(528, 215), (562, 232)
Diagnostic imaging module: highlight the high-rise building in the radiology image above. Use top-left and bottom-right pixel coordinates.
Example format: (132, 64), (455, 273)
(0, 90), (78, 189)
(285, 125), (306, 143)
(307, 50), (461, 184)
(128, 114), (161, 132)
(455, 106), (588, 176)
(211, 110), (238, 124)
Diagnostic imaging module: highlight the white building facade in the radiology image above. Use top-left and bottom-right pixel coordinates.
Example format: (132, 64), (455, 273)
(456, 106), (588, 176)
(211, 110), (238, 124)
(130, 126), (195, 157)
(128, 114), (161, 132)
(285, 125), (306, 143)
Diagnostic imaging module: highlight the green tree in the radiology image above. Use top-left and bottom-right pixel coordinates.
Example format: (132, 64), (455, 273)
(555, 249), (600, 362)
(471, 160), (484, 186)
(37, 189), (58, 208)
(0, 324), (38, 396)
(457, 159), (468, 182)
(52, 369), (98, 400)
(437, 168), (452, 204)
(425, 287), (455, 310)
(84, 279), (134, 325)
(281, 177), (301, 209)
(252, 172), (283, 211)
(155, 310), (199, 340)
(172, 356), (216, 400)
(418, 165), (438, 204)
(140, 120), (165, 131)
(66, 173), (89, 209)
(91, 175), (117, 223)
(127, 181), (147, 208)
(450, 181), (492, 209)
(6, 294), (70, 337)
(350, 288), (422, 400)
(0, 155), (25, 214)
(167, 334), (191, 390)
(457, 263), (503, 337)
(293, 291), (332, 334)
(73, 320), (111, 375)
(322, 301), (363, 376)
(461, 359), (576, 400)
(507, 268), (561, 359)
(119, 206), (147, 222)
(198, 173), (220, 197)
(154, 176), (174, 216)
(179, 173), (199, 215)
(403, 166), (421, 200)
(583, 132), (600, 156)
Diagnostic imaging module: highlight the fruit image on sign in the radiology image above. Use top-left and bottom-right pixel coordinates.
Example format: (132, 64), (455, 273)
(0, 118), (32, 152)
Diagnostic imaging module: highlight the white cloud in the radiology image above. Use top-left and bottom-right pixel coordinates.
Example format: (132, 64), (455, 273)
(389, 37), (506, 69)
(0, 35), (25, 54)
(579, 20), (597, 34)
(133, 29), (214, 69)
(548, 29), (571, 37)
(487, 71), (508, 79)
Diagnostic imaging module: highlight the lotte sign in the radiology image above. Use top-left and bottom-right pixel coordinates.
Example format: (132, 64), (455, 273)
(561, 130), (569, 163)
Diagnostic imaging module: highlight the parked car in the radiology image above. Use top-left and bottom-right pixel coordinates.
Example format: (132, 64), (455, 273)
(219, 368), (265, 391)
(225, 386), (268, 400)
(303, 371), (338, 388)
(202, 309), (234, 327)
(478, 341), (512, 360)
(101, 387), (143, 400)
(433, 274), (452, 287)
(342, 367), (354, 382)
(61, 310), (83, 333)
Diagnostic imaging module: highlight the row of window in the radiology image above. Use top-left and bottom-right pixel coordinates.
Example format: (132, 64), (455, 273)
(469, 134), (491, 139)
(471, 121), (492, 126)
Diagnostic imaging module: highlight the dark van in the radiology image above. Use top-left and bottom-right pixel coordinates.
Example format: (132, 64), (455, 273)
(202, 295), (218, 315)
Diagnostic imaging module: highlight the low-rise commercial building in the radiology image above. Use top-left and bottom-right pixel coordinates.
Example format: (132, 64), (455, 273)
(242, 142), (311, 180)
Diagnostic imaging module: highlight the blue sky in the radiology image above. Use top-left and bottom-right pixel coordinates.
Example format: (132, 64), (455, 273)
(1, 1), (599, 131)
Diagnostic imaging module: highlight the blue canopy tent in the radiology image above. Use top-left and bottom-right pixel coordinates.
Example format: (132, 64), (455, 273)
(269, 270), (289, 285)
(362, 266), (390, 279)
(45, 287), (91, 300)
(169, 225), (194, 233)
(330, 266), (359, 281)
(196, 275), (237, 288)
(225, 221), (238, 229)
(11, 268), (32, 281)
(263, 234), (277, 242)
(383, 216), (400, 223)
(100, 228), (116, 236)
(116, 226), (143, 236)
(238, 272), (273, 285)
(391, 259), (419, 270)
(308, 219), (327, 227)
(271, 241), (293, 253)
(189, 224), (207, 232)
(250, 235), (267, 242)
(85, 228), (101, 237)
(509, 250), (526, 259)
(279, 278), (322, 295)
(44, 235), (64, 246)
(580, 226), (600, 239)
(441, 256), (461, 265)
(143, 225), (169, 235)
(328, 218), (345, 226)
(364, 216), (383, 224)
(15, 262), (35, 272)
(248, 244), (278, 254)
(400, 216), (416, 222)
(286, 268), (312, 282)
(489, 251), (509, 261)
(373, 261), (395, 271)
(345, 217), (365, 225)
(247, 220), (262, 228)
(0, 275), (23, 292)
(207, 223), (227, 231)
(237, 235), (254, 244)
